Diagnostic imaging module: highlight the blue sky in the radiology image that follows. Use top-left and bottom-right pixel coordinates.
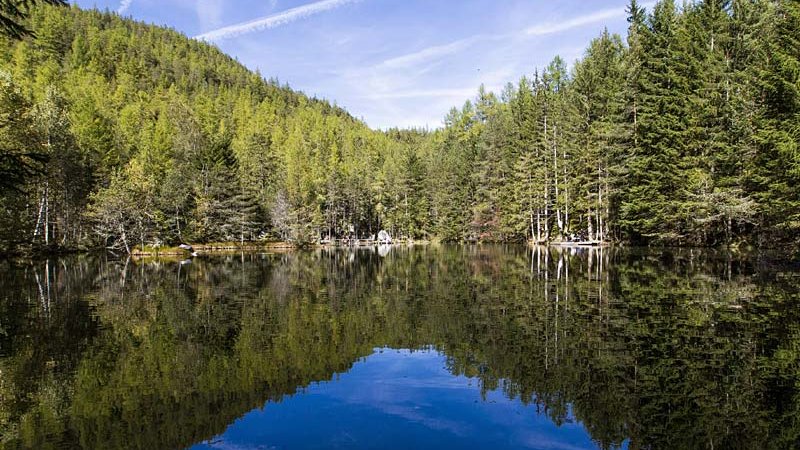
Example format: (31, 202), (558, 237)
(191, 349), (601, 449)
(72, 0), (640, 129)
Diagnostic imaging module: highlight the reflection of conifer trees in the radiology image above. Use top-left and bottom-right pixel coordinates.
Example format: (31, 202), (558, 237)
(1, 247), (799, 449)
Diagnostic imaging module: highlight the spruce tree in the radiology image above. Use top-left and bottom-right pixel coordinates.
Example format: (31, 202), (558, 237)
(570, 31), (626, 242)
(0, 0), (66, 40)
(748, 0), (800, 243)
(620, 0), (692, 244)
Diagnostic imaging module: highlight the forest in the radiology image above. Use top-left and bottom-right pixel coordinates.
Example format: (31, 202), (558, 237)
(0, 0), (798, 254)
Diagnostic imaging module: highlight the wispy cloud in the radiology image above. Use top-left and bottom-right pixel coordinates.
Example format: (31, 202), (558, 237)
(376, 4), (643, 73)
(365, 88), (478, 100)
(380, 36), (485, 69)
(195, 0), (362, 42)
(117, 0), (133, 14)
(376, 33), (516, 72)
(525, 6), (628, 36)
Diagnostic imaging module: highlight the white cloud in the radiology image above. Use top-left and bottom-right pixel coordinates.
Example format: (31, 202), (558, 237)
(380, 36), (483, 69)
(372, 4), (636, 76)
(195, 0), (363, 42)
(117, 0), (133, 14)
(196, 2), (649, 129)
(525, 7), (627, 36)
(334, 45), (517, 129)
(365, 88), (478, 100)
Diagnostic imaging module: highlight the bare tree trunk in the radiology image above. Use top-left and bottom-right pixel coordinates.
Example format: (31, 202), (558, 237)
(530, 210), (535, 242)
(175, 206), (182, 240)
(62, 190), (69, 245)
(543, 183), (549, 241)
(536, 210), (542, 243)
(554, 125), (562, 235)
(597, 164), (603, 242)
(120, 226), (130, 254)
(44, 184), (50, 246)
(528, 170), (535, 242)
(563, 141), (570, 237)
(543, 115), (550, 242)
(34, 192), (45, 240)
(726, 216), (732, 246)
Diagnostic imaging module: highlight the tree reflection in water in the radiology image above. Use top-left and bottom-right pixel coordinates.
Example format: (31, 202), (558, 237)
(1, 246), (798, 449)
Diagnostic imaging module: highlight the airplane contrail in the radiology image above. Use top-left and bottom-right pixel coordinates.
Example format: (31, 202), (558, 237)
(195, 0), (362, 42)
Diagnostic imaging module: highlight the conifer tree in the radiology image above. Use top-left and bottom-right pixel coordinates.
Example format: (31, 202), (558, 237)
(0, 0), (66, 40)
(748, 0), (800, 244)
(620, 0), (691, 243)
(570, 31), (626, 242)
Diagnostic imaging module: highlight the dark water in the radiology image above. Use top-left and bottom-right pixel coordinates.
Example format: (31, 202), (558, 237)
(1, 246), (799, 450)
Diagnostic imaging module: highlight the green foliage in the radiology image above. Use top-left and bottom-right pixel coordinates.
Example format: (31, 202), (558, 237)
(2, 247), (800, 448)
(747, 0), (800, 244)
(1, 0), (799, 252)
(0, 4), (426, 253)
(0, 70), (45, 194)
(427, 0), (798, 248)
(0, 0), (66, 40)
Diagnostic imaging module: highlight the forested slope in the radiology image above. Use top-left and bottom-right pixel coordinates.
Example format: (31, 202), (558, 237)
(427, 0), (800, 247)
(0, 3), (418, 254)
(0, 0), (798, 253)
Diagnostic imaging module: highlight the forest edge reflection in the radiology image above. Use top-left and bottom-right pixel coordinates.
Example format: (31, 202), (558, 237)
(1, 245), (799, 449)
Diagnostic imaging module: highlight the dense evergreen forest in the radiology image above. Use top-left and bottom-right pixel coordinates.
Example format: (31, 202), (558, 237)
(0, 0), (798, 254)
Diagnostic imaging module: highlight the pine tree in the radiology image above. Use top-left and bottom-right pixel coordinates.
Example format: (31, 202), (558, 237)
(620, 0), (692, 244)
(570, 31), (626, 242)
(32, 86), (87, 247)
(748, 0), (800, 243)
(0, 0), (66, 40)
(509, 76), (544, 241)
(431, 103), (477, 241)
(472, 85), (512, 240)
(0, 70), (44, 194)
(542, 57), (572, 240)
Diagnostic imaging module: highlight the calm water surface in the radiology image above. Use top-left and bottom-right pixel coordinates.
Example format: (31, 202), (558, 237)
(1, 246), (799, 449)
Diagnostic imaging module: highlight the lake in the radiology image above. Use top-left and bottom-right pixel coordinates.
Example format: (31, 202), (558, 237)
(1, 245), (799, 449)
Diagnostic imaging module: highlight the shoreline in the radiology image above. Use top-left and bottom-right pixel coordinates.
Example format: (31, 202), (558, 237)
(131, 242), (296, 257)
(130, 239), (431, 257)
(4, 240), (797, 263)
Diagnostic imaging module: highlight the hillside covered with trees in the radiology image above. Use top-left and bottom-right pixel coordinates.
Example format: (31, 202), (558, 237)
(0, 0), (798, 254)
(429, 0), (800, 247)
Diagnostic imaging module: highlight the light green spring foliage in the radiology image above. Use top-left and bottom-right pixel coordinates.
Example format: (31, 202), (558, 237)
(0, 4), (421, 252)
(0, 0), (798, 252)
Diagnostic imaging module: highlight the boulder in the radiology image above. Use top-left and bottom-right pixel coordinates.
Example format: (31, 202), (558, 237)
(377, 230), (392, 244)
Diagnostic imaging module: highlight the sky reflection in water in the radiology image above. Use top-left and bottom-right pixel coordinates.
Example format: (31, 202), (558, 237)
(3, 246), (797, 449)
(192, 348), (602, 450)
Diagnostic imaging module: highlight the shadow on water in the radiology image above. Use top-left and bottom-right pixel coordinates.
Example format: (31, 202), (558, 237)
(1, 246), (799, 449)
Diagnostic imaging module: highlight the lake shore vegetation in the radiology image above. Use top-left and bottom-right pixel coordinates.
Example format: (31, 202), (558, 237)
(0, 0), (798, 255)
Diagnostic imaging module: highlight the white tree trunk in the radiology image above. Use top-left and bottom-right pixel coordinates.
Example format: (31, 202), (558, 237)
(34, 192), (45, 239)
(44, 184), (49, 246)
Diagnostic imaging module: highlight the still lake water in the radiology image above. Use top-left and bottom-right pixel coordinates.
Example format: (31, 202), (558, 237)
(1, 245), (799, 449)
